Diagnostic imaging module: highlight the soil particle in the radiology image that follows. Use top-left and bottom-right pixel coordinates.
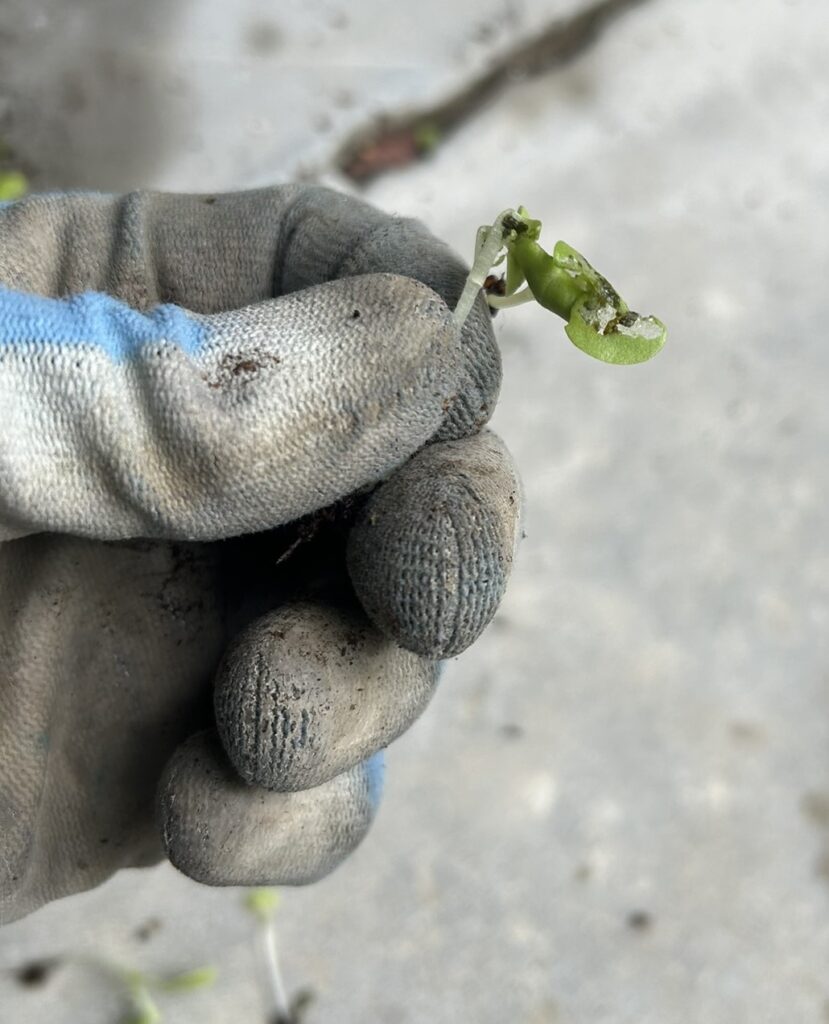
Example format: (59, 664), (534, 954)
(15, 959), (61, 987)
(626, 910), (653, 931)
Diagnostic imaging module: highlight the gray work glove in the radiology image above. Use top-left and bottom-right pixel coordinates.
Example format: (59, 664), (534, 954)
(0, 186), (522, 924)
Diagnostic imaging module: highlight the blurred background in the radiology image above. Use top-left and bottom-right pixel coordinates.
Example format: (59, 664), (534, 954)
(1, 0), (827, 1021)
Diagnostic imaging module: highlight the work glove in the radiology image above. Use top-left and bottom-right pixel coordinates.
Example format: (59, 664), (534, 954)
(0, 186), (522, 925)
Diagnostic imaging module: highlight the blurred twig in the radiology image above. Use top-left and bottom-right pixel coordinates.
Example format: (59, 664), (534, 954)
(336, 0), (650, 183)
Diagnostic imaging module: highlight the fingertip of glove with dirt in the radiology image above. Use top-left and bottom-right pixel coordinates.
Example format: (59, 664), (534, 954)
(213, 602), (438, 793)
(277, 185), (503, 442)
(346, 430), (523, 659)
(157, 730), (383, 886)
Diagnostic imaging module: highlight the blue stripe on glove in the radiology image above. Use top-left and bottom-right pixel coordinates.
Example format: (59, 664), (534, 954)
(0, 284), (206, 361)
(364, 750), (385, 810)
(0, 272), (459, 543)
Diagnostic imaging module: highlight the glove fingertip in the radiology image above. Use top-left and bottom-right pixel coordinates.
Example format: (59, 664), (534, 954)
(214, 602), (436, 793)
(157, 730), (382, 887)
(347, 431), (523, 658)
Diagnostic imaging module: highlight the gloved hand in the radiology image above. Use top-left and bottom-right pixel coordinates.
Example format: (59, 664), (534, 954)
(0, 186), (522, 924)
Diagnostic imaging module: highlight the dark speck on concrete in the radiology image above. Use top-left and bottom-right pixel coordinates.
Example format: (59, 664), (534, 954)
(626, 910), (653, 932)
(815, 850), (829, 886)
(245, 20), (284, 56)
(15, 959), (60, 988)
(134, 917), (163, 942)
(729, 720), (767, 746)
(802, 791), (829, 828)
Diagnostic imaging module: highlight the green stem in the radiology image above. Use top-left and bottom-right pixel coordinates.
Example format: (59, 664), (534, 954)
(509, 235), (584, 320)
(125, 984), (162, 1024)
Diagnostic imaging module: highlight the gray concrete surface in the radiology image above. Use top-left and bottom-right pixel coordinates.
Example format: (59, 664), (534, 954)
(0, 0), (592, 191)
(1, 0), (828, 1021)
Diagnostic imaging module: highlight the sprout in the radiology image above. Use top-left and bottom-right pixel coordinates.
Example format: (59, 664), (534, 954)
(61, 955), (216, 1024)
(453, 207), (666, 366)
(244, 887), (298, 1024)
(0, 170), (27, 202)
(245, 886), (282, 923)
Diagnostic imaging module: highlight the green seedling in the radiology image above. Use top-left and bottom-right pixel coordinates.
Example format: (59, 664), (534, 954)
(0, 170), (27, 201)
(112, 961), (216, 1024)
(453, 207), (666, 365)
(245, 888), (314, 1024)
(35, 954), (217, 1024)
(103, 961), (216, 1024)
(246, 885), (289, 1024)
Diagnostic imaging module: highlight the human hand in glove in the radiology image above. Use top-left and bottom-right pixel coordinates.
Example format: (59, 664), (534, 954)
(0, 186), (522, 924)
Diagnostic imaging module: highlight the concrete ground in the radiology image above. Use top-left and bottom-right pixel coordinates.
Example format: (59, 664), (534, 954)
(1, 0), (827, 1021)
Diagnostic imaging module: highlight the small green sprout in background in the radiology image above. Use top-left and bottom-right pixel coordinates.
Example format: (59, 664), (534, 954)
(0, 138), (28, 202)
(453, 207), (666, 365)
(107, 960), (216, 1024)
(412, 120), (442, 154)
(0, 169), (27, 201)
(53, 954), (217, 1024)
(246, 886), (283, 923)
(245, 888), (314, 1024)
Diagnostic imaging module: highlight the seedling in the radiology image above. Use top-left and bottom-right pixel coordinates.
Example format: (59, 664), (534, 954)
(453, 207), (666, 365)
(117, 962), (217, 1024)
(0, 170), (27, 201)
(14, 953), (217, 1024)
(245, 888), (314, 1024)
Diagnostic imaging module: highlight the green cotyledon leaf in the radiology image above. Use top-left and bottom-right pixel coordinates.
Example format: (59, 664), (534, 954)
(565, 300), (667, 365)
(522, 238), (666, 364)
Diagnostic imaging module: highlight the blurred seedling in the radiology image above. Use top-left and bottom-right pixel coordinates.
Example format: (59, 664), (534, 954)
(14, 953), (216, 1024)
(114, 961), (217, 1024)
(245, 888), (314, 1024)
(12, 891), (308, 1023)
(454, 207), (666, 365)
(0, 170), (27, 201)
(0, 138), (28, 201)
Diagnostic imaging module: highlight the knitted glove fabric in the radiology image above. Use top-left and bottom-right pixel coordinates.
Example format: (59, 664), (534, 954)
(0, 186), (521, 923)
